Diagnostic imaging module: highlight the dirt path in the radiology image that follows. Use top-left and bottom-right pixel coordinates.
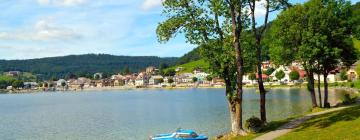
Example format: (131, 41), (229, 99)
(253, 105), (354, 140)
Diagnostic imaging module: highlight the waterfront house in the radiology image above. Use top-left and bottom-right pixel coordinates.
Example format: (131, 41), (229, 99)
(149, 75), (163, 85)
(24, 82), (38, 89)
(175, 73), (193, 83)
(146, 66), (159, 75)
(194, 72), (209, 83)
(111, 74), (126, 86)
(347, 63), (358, 81)
(5, 71), (21, 77)
(135, 72), (149, 86)
(126, 75), (136, 86)
(68, 77), (91, 89)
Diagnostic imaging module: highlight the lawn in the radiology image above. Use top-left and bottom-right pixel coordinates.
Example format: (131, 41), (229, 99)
(276, 105), (360, 140)
(216, 119), (290, 140)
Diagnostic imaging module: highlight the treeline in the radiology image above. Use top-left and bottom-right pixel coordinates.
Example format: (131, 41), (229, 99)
(157, 0), (360, 135)
(0, 54), (178, 80)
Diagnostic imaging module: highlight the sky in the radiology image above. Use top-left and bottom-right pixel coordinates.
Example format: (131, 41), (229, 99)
(0, 0), (358, 60)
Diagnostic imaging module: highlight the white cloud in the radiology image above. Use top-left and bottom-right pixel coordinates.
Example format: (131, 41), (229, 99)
(0, 18), (82, 41)
(142, 0), (163, 10)
(38, 0), (86, 6)
(254, 0), (267, 18)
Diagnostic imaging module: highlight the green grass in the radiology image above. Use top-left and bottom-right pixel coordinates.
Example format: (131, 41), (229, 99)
(217, 119), (291, 140)
(276, 105), (360, 140)
(167, 59), (210, 74)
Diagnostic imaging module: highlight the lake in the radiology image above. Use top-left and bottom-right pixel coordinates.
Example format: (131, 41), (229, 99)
(0, 88), (341, 140)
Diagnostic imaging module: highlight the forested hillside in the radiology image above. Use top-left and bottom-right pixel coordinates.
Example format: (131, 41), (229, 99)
(0, 54), (178, 79)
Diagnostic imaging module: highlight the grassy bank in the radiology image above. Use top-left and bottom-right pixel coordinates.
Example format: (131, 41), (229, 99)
(276, 105), (360, 140)
(216, 119), (291, 140)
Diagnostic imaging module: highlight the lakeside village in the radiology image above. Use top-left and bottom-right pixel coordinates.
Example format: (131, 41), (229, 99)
(2, 61), (359, 93)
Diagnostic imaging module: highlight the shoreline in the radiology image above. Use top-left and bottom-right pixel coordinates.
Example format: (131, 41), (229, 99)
(2, 84), (359, 94)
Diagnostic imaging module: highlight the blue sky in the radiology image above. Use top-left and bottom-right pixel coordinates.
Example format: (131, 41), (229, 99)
(0, 0), (358, 60)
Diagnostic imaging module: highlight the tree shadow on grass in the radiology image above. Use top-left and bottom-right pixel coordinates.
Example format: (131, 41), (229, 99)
(293, 105), (360, 132)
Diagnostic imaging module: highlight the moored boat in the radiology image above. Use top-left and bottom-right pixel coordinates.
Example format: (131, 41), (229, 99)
(149, 129), (208, 140)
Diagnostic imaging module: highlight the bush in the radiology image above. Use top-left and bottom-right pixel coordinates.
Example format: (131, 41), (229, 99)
(245, 116), (264, 133)
(350, 82), (355, 88)
(339, 91), (358, 105)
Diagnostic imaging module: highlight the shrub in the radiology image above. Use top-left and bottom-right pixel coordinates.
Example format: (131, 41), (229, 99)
(350, 82), (355, 88)
(339, 91), (358, 105)
(245, 116), (264, 133)
(333, 82), (338, 86)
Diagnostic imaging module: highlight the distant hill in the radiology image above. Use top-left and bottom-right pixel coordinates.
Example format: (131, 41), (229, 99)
(0, 54), (178, 80)
(175, 47), (201, 65)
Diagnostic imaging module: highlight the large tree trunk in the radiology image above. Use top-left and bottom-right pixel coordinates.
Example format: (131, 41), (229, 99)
(233, 40), (246, 135)
(317, 74), (322, 108)
(228, 0), (246, 135)
(323, 73), (330, 108)
(306, 71), (318, 108)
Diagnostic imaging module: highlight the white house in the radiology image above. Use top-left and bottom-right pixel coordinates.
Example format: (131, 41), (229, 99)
(194, 72), (209, 82)
(135, 72), (149, 86)
(149, 75), (163, 85)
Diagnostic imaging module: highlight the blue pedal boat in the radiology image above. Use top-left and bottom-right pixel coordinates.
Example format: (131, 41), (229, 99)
(149, 129), (208, 140)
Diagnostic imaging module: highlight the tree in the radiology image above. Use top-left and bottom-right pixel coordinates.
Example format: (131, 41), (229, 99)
(304, 0), (357, 108)
(12, 80), (24, 89)
(270, 3), (318, 108)
(248, 73), (256, 81)
(168, 78), (174, 84)
(164, 68), (176, 76)
(289, 71), (300, 81)
(94, 74), (100, 80)
(192, 77), (198, 83)
(44, 82), (49, 88)
(158, 78), (164, 84)
(247, 0), (290, 123)
(156, 0), (249, 134)
(206, 75), (213, 81)
(339, 70), (348, 81)
(122, 65), (130, 75)
(275, 70), (285, 81)
(264, 68), (275, 76)
(271, 0), (358, 108)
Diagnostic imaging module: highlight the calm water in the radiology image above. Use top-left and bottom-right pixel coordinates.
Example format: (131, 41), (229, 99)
(0, 88), (340, 140)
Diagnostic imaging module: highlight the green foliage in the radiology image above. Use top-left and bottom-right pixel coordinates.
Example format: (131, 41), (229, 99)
(158, 78), (164, 83)
(270, 0), (358, 70)
(264, 68), (275, 76)
(0, 54), (177, 80)
(11, 80), (24, 89)
(248, 73), (257, 81)
(168, 78), (174, 84)
(192, 77), (198, 82)
(245, 116), (265, 133)
(175, 47), (202, 65)
(339, 70), (348, 81)
(163, 68), (176, 76)
(352, 2), (360, 39)
(0, 75), (16, 89)
(289, 71), (300, 81)
(206, 75), (213, 81)
(166, 59), (210, 74)
(275, 70), (285, 81)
